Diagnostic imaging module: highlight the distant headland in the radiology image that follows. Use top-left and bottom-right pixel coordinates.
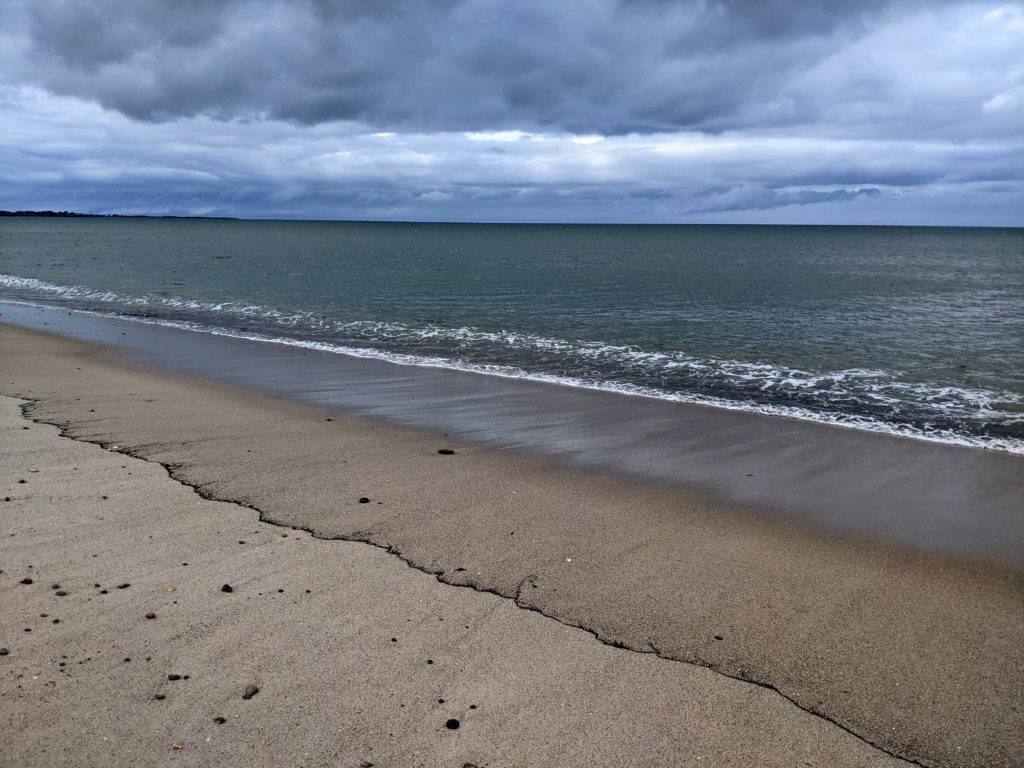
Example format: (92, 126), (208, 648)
(0, 210), (237, 220)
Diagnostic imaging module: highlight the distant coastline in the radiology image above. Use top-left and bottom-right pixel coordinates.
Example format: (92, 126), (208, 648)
(0, 210), (238, 220)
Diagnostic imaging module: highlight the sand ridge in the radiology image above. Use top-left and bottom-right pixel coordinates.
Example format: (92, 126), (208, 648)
(0, 395), (911, 767)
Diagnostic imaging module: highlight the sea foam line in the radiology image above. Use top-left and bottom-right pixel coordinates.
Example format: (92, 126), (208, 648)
(2, 274), (1022, 451)
(2, 294), (1022, 455)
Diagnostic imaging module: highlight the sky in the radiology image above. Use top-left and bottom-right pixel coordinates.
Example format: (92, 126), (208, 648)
(1, 0), (1022, 225)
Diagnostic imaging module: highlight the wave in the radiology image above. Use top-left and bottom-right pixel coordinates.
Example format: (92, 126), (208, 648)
(2, 273), (1023, 454)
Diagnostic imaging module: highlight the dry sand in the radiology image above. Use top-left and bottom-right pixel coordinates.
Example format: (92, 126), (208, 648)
(1, 323), (1022, 767)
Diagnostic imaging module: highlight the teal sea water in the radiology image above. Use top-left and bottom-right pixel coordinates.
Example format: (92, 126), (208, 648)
(2, 218), (1022, 451)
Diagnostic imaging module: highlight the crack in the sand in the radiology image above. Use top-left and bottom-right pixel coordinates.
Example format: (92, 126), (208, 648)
(15, 398), (926, 768)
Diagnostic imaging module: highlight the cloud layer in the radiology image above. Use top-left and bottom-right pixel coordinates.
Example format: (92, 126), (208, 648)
(1, 0), (1022, 223)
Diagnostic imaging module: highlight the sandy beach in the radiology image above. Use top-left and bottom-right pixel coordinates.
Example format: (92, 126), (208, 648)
(2, 322), (1022, 767)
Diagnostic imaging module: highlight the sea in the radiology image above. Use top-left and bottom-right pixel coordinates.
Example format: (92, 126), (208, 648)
(2, 217), (1022, 453)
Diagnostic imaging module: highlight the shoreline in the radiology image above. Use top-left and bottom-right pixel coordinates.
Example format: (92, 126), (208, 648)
(3, 303), (1023, 568)
(1, 321), (1022, 766)
(2, 290), (1021, 457)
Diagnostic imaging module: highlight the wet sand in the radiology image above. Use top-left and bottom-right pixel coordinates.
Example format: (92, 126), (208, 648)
(2, 301), (1022, 567)
(1, 322), (1023, 767)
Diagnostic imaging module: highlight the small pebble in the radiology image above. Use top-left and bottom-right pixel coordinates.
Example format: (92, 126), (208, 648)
(438, 448), (455, 455)
(117, 583), (130, 589)
(358, 497), (370, 504)
(221, 584), (233, 593)
(167, 674), (181, 681)
(0, 648), (8, 656)
(445, 718), (460, 730)
(20, 578), (32, 585)
(154, 693), (165, 700)
(213, 717), (226, 724)
(55, 590), (67, 597)
(242, 684), (259, 699)
(145, 612), (156, 620)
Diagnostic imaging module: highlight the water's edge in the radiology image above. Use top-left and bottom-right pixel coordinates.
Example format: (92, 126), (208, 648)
(3, 287), (1021, 455)
(3, 301), (1022, 567)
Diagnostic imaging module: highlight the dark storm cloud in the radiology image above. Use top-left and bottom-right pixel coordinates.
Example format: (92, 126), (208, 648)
(1, 1), (1021, 224)
(3, 0), (967, 135)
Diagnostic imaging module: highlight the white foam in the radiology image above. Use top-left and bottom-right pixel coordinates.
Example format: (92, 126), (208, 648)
(2, 273), (1022, 455)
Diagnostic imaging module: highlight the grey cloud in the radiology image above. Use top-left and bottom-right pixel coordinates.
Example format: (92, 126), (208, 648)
(2, 0), (990, 137)
(2, 84), (1020, 225)
(691, 184), (882, 213)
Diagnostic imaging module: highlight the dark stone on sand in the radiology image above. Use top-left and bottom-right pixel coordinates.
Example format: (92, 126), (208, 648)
(145, 612), (156, 619)
(154, 693), (165, 700)
(438, 448), (455, 455)
(99, 589), (108, 594)
(0, 648), (8, 656)
(117, 583), (130, 589)
(55, 590), (67, 597)
(3, 497), (9, 502)
(17, 479), (26, 484)
(51, 583), (60, 589)
(20, 577), (32, 584)
(714, 634), (723, 640)
(242, 684), (259, 699)
(359, 497), (370, 503)
(167, 674), (181, 681)
(213, 717), (226, 724)
(221, 584), (233, 593)
(52, 618), (60, 624)
(445, 718), (460, 730)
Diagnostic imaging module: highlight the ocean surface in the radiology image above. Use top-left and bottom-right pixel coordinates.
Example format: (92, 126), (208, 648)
(2, 217), (1022, 452)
